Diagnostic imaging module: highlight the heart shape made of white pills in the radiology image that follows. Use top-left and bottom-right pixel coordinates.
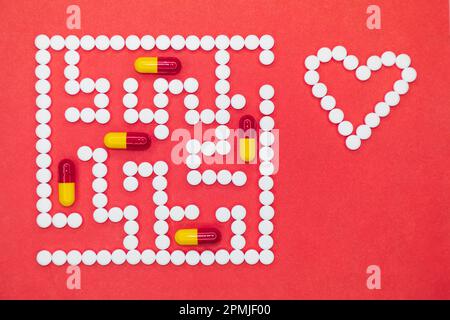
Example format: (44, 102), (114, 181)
(304, 46), (417, 150)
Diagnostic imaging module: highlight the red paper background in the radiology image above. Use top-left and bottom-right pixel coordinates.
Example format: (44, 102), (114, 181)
(0, 0), (449, 299)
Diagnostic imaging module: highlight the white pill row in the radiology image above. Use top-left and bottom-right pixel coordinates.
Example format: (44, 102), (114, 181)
(37, 249), (274, 266)
(187, 170), (247, 186)
(185, 109), (231, 125)
(215, 205), (246, 222)
(36, 212), (82, 229)
(65, 107), (111, 124)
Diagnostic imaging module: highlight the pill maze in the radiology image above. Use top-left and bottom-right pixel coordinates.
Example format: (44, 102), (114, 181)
(34, 34), (277, 266)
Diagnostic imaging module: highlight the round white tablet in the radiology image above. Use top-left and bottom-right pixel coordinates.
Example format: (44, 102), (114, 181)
(125, 35), (140, 50)
(260, 206), (275, 220)
(156, 35), (170, 50)
(36, 183), (52, 198)
(170, 35), (185, 50)
(81, 250), (97, 266)
(35, 124), (51, 139)
(153, 220), (168, 235)
(186, 139), (201, 154)
(139, 108), (153, 123)
(367, 55), (382, 71)
(365, 112), (380, 128)
(215, 35), (229, 50)
(328, 108), (344, 124)
(259, 220), (274, 234)
(200, 109), (215, 124)
(155, 206), (169, 220)
(171, 250), (185, 266)
(141, 35), (155, 50)
(317, 47), (332, 63)
(402, 67), (417, 83)
(215, 110), (230, 125)
(305, 55), (320, 70)
(381, 51), (396, 67)
(215, 50), (230, 65)
(385, 91), (400, 106)
(65, 107), (80, 123)
(35, 65), (51, 79)
(122, 161), (138, 176)
(93, 208), (108, 223)
(245, 34), (259, 50)
(138, 162), (152, 177)
(356, 124), (372, 140)
(304, 70), (320, 85)
(95, 35), (109, 50)
(80, 78), (95, 93)
(52, 213), (67, 228)
(95, 78), (110, 93)
(187, 170), (202, 185)
(183, 77), (199, 93)
(92, 178), (107, 193)
(35, 109), (51, 124)
(186, 250), (200, 265)
(337, 120), (353, 136)
(64, 50), (80, 65)
(217, 170), (232, 185)
(355, 66), (371, 81)
(111, 249), (126, 265)
(395, 53), (411, 69)
(230, 250), (245, 265)
(215, 80), (230, 95)
(153, 78), (169, 93)
(231, 234), (246, 250)
(215, 249), (230, 265)
(170, 206), (184, 222)
(124, 109), (139, 124)
(229, 35), (245, 50)
(232, 171), (247, 187)
(260, 190), (274, 206)
(184, 94), (199, 110)
(215, 65), (230, 79)
(168, 79), (183, 94)
(67, 213), (82, 228)
(65, 35), (79, 50)
(258, 176), (274, 191)
(35, 34), (50, 50)
(260, 116), (275, 131)
(231, 220), (246, 235)
(230, 94), (245, 110)
(92, 162), (107, 177)
(50, 35), (65, 50)
(259, 50), (275, 65)
(64, 80), (79, 95)
(394, 80), (409, 95)
(108, 207), (123, 222)
(123, 78), (138, 93)
(200, 35), (215, 51)
(202, 170), (217, 185)
(123, 93), (138, 109)
(36, 213), (52, 228)
(259, 84), (275, 100)
(124, 205), (138, 220)
(123, 235), (138, 250)
(36, 50), (51, 65)
(185, 110), (200, 125)
(216, 207), (231, 222)
(141, 249), (156, 265)
(67, 250), (82, 266)
(185, 204), (200, 220)
(230, 205), (245, 220)
(343, 55), (359, 70)
(155, 235), (170, 250)
(110, 35), (125, 50)
(154, 109), (169, 124)
(92, 193), (108, 208)
(320, 95), (336, 111)
(200, 251), (215, 266)
(215, 125), (230, 140)
(259, 235), (274, 250)
(52, 250), (67, 266)
(345, 135), (362, 151)
(97, 250), (111, 266)
(94, 109), (109, 124)
(201, 141), (215, 157)
(375, 102), (390, 117)
(35, 80), (51, 95)
(185, 35), (200, 50)
(80, 35), (95, 50)
(216, 140), (231, 155)
(259, 161), (275, 176)
(77, 146), (92, 161)
(260, 250), (274, 265)
(186, 154), (201, 169)
(152, 176), (168, 190)
(126, 250), (141, 265)
(36, 168), (51, 183)
(244, 249), (259, 265)
(260, 34), (274, 50)
(312, 83), (327, 98)
(153, 191), (168, 205)
(123, 176), (139, 192)
(215, 94), (231, 109)
(36, 250), (52, 266)
(259, 147), (274, 161)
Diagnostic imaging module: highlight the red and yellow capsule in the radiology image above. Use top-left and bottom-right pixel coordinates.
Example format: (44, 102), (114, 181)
(134, 57), (181, 74)
(58, 159), (75, 207)
(174, 228), (221, 246)
(239, 115), (257, 162)
(103, 132), (151, 150)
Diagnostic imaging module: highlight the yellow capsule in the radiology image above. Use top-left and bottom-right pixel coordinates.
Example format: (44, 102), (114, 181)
(58, 159), (75, 207)
(58, 183), (75, 207)
(239, 138), (256, 162)
(103, 132), (151, 150)
(174, 228), (221, 246)
(134, 57), (181, 74)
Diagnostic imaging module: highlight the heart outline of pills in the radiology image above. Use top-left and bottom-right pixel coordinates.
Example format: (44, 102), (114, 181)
(304, 46), (417, 151)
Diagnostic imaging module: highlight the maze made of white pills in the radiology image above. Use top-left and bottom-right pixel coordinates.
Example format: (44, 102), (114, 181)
(34, 34), (276, 266)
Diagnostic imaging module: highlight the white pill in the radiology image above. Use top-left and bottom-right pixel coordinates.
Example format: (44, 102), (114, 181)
(154, 125), (169, 140)
(141, 35), (155, 50)
(395, 53), (411, 69)
(217, 170), (232, 185)
(305, 55), (320, 70)
(52, 213), (67, 228)
(153, 220), (168, 235)
(95, 109), (110, 124)
(260, 34), (274, 49)
(153, 191), (168, 205)
(260, 206), (275, 220)
(64, 50), (80, 65)
(365, 113), (380, 128)
(215, 50), (230, 64)
(215, 249), (230, 265)
(229, 205), (245, 220)
(402, 67), (417, 83)
(50, 35), (65, 50)
(95, 35), (109, 50)
(259, 220), (274, 234)
(124, 109), (139, 124)
(139, 108), (154, 123)
(169, 206), (184, 221)
(152, 176), (168, 190)
(111, 249), (126, 265)
(260, 161), (275, 176)
(304, 70), (320, 85)
(186, 250), (200, 265)
(317, 47), (332, 63)
(77, 146), (92, 161)
(155, 206), (169, 220)
(185, 204), (200, 220)
(260, 190), (275, 206)
(232, 171), (247, 186)
(230, 94), (246, 110)
(182, 77), (199, 93)
(215, 125), (230, 140)
(154, 161), (168, 176)
(141, 249), (156, 265)
(92, 193), (108, 208)
(216, 207), (231, 222)
(67, 250), (82, 266)
(156, 35), (171, 50)
(231, 220), (246, 235)
(260, 116), (275, 131)
(168, 79), (183, 94)
(215, 80), (230, 95)
(244, 34), (259, 50)
(216, 140), (231, 155)
(355, 66), (371, 81)
(381, 51), (396, 66)
(64, 107), (79, 123)
(108, 207), (123, 223)
(36, 183), (52, 198)
(64, 35), (79, 50)
(202, 170), (217, 185)
(52, 250), (67, 266)
(123, 176), (139, 192)
(200, 141), (215, 157)
(259, 146), (274, 161)
(394, 80), (409, 95)
(92, 162), (107, 178)
(67, 213), (83, 228)
(215, 110), (230, 125)
(259, 50), (275, 65)
(385, 91), (400, 106)
(64, 80), (79, 95)
(185, 35), (200, 50)
(127, 250), (141, 265)
(123, 235), (138, 250)
(214, 35), (229, 50)
(138, 162), (153, 177)
(125, 35), (140, 50)
(171, 250), (185, 266)
(154, 109), (169, 124)
(35, 80), (51, 94)
(110, 35), (125, 50)
(170, 35), (185, 50)
(345, 135), (362, 151)
(343, 55), (359, 70)
(186, 154), (201, 169)
(155, 235), (170, 250)
(93, 208), (108, 223)
(259, 235), (274, 250)
(375, 102), (390, 117)
(91, 148), (107, 164)
(81, 250), (97, 266)
(259, 84), (275, 100)
(123, 78), (138, 93)
(187, 170), (202, 186)
(230, 35), (245, 50)
(92, 178), (107, 193)
(215, 94), (230, 109)
(200, 35), (215, 51)
(184, 94), (199, 110)
(35, 65), (51, 79)
(35, 34), (50, 49)
(312, 83), (327, 98)
(153, 78), (169, 93)
(35, 50), (51, 65)
(244, 249), (259, 265)
(230, 235), (245, 250)
(356, 124), (372, 140)
(260, 250), (274, 265)
(36, 168), (51, 183)
(154, 93), (169, 108)
(36, 250), (52, 266)
(122, 161), (138, 176)
(328, 108), (344, 124)
(320, 95), (336, 111)
(36, 213), (52, 228)
(80, 35), (95, 50)
(367, 55), (382, 71)
(80, 78), (95, 93)
(36, 148), (51, 164)
(124, 205), (138, 220)
(337, 120), (353, 136)
(230, 250), (245, 265)
(35, 124), (51, 139)
(200, 251), (215, 266)
(215, 65), (230, 79)
(186, 139), (201, 154)
(35, 109), (51, 124)
(97, 250), (111, 266)
(95, 78), (110, 93)
(259, 176), (274, 191)
(200, 109), (215, 124)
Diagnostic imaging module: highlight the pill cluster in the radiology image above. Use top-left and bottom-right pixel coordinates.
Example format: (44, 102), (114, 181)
(35, 34), (276, 267)
(304, 46), (417, 150)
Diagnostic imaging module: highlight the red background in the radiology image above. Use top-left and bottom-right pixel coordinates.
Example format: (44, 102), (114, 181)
(0, 0), (449, 299)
